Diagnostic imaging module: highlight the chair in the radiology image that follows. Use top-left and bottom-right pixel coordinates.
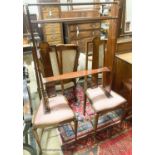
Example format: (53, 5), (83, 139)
(39, 42), (80, 98)
(85, 37), (127, 135)
(31, 46), (78, 154)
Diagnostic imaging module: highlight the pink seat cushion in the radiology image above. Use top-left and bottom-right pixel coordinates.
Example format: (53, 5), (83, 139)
(33, 95), (74, 127)
(86, 86), (126, 112)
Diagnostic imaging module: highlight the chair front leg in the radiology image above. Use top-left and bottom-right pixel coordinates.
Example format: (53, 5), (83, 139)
(120, 103), (128, 129)
(32, 127), (42, 153)
(74, 118), (78, 141)
(83, 94), (87, 115)
(94, 113), (99, 136)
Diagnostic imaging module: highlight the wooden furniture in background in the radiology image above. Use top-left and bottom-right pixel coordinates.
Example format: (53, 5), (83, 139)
(121, 78), (132, 118)
(62, 10), (101, 52)
(113, 34), (132, 119)
(116, 36), (132, 53)
(113, 52), (132, 93)
(38, 0), (64, 45)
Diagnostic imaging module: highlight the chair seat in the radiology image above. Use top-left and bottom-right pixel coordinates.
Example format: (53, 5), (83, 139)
(86, 86), (126, 113)
(33, 95), (74, 127)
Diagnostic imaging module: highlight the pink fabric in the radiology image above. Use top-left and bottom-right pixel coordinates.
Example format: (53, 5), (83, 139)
(86, 86), (126, 112)
(34, 95), (74, 127)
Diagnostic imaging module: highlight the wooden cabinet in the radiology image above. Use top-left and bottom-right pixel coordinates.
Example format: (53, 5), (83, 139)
(62, 10), (101, 52)
(38, 0), (63, 45)
(113, 52), (132, 92)
(116, 36), (132, 53)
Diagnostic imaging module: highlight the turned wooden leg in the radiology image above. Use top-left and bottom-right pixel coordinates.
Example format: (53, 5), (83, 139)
(74, 119), (78, 141)
(120, 104), (127, 129)
(73, 85), (79, 105)
(83, 94), (87, 115)
(32, 127), (42, 153)
(94, 113), (99, 137)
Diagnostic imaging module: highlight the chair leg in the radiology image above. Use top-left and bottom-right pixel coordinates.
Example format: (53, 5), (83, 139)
(32, 127), (42, 153)
(94, 113), (99, 137)
(74, 119), (78, 141)
(83, 94), (87, 115)
(40, 128), (44, 142)
(120, 104), (127, 129)
(73, 85), (78, 103)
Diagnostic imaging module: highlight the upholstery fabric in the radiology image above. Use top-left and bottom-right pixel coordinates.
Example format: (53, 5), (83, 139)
(49, 51), (59, 76)
(61, 49), (76, 73)
(33, 95), (74, 127)
(99, 44), (104, 68)
(49, 50), (75, 90)
(86, 86), (126, 112)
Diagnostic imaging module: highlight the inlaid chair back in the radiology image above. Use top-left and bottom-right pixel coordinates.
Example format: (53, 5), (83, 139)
(38, 42), (53, 78)
(53, 44), (79, 93)
(55, 44), (79, 74)
(38, 42), (80, 95)
(87, 37), (107, 87)
(91, 37), (106, 69)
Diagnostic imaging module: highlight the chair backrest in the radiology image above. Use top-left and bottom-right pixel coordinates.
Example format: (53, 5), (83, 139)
(38, 42), (53, 78)
(38, 42), (80, 93)
(38, 42), (79, 77)
(55, 44), (79, 74)
(87, 37), (107, 87)
(92, 37), (107, 69)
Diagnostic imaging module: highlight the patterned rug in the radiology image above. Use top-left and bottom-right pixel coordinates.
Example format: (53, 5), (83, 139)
(58, 84), (132, 154)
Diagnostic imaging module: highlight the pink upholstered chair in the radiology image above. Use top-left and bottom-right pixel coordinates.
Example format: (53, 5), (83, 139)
(85, 37), (127, 135)
(31, 44), (78, 154)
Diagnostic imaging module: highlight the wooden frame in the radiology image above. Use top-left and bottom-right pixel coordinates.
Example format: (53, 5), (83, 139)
(24, 1), (127, 148)
(69, 0), (98, 11)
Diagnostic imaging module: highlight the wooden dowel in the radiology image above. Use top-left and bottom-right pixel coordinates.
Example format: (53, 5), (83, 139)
(31, 16), (118, 24)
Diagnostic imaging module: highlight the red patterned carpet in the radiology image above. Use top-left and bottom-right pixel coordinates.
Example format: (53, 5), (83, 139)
(98, 129), (132, 155)
(63, 128), (132, 155)
(59, 84), (132, 155)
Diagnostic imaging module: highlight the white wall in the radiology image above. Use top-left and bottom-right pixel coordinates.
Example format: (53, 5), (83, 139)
(23, 0), (39, 15)
(126, 0), (132, 31)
